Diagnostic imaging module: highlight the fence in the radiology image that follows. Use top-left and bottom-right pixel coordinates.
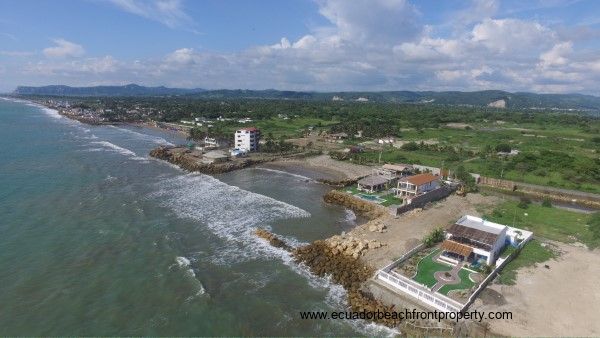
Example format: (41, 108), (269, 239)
(389, 185), (457, 216)
(376, 243), (464, 313)
(461, 232), (533, 310)
(376, 270), (463, 313)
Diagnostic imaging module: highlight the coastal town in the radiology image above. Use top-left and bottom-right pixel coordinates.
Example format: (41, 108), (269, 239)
(4, 1), (600, 336)
(35, 96), (600, 336)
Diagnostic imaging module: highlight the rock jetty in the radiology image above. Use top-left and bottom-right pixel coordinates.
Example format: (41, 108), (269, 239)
(323, 190), (387, 219)
(149, 146), (268, 174)
(253, 229), (398, 328)
(254, 229), (291, 251)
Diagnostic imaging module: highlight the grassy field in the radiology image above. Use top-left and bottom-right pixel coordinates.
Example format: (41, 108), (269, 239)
(485, 201), (596, 247)
(252, 117), (338, 138)
(497, 239), (556, 285)
(438, 268), (476, 295)
(346, 123), (600, 193)
(412, 249), (452, 287)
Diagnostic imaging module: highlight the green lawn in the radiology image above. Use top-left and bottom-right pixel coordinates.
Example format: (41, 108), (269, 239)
(438, 268), (476, 295)
(485, 201), (596, 247)
(380, 193), (403, 207)
(497, 239), (556, 285)
(412, 250), (452, 287)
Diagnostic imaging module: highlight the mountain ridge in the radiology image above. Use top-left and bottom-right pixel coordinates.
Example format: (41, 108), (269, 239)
(12, 84), (600, 111)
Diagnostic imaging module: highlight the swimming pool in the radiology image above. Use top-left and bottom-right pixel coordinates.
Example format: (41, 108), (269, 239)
(358, 193), (386, 203)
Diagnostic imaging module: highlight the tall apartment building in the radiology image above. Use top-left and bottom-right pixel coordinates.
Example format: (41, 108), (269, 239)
(234, 127), (260, 152)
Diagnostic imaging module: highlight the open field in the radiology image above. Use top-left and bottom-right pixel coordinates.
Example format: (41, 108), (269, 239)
(496, 239), (557, 285)
(485, 200), (597, 248)
(342, 122), (600, 193)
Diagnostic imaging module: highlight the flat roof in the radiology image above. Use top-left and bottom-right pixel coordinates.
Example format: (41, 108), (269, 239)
(455, 215), (506, 235)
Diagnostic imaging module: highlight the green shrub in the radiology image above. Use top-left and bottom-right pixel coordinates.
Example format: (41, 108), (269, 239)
(518, 196), (531, 209)
(423, 227), (445, 247)
(541, 198), (552, 208)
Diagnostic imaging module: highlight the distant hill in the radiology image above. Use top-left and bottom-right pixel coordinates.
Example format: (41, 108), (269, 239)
(13, 84), (205, 97)
(12, 84), (600, 111)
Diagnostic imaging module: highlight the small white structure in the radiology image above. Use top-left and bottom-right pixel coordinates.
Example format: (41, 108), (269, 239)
(204, 137), (220, 148)
(396, 173), (440, 197)
(235, 127), (260, 152)
(202, 150), (230, 164)
(230, 148), (248, 157)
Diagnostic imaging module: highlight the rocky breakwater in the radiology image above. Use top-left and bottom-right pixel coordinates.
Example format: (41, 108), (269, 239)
(254, 229), (399, 328)
(323, 190), (387, 219)
(149, 146), (268, 174)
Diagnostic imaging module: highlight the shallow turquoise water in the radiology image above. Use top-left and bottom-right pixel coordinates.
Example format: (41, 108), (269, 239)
(0, 99), (393, 336)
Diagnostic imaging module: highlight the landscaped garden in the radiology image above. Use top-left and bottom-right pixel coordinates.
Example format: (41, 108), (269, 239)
(438, 269), (476, 295)
(412, 249), (452, 287)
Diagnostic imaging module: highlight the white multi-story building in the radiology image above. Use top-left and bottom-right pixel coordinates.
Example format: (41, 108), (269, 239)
(234, 127), (260, 152)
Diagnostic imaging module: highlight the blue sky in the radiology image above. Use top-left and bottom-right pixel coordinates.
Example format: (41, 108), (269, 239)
(1, 0), (600, 94)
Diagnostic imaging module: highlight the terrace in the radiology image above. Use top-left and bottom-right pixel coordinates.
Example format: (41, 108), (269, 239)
(344, 185), (403, 207)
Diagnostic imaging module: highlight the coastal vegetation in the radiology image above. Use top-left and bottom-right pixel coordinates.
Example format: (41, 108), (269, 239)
(32, 94), (600, 194)
(496, 240), (556, 285)
(486, 201), (598, 248)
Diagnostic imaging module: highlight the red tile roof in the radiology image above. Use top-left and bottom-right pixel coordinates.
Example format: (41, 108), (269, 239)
(239, 127), (259, 132)
(404, 173), (439, 186)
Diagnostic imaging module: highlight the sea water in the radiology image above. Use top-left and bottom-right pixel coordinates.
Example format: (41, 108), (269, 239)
(0, 98), (395, 336)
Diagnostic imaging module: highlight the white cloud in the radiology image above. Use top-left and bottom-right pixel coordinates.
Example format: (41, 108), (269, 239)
(538, 42), (572, 68)
(107, 0), (194, 30)
(471, 18), (554, 53)
(317, 0), (421, 45)
(43, 39), (85, 58)
(8, 0), (600, 95)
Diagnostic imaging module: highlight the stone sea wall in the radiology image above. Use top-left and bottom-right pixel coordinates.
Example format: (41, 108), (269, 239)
(323, 190), (387, 219)
(254, 229), (400, 328)
(149, 146), (267, 174)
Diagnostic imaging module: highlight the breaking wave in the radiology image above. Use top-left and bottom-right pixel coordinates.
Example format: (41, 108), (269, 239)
(150, 173), (310, 264)
(108, 125), (175, 146)
(254, 167), (315, 182)
(89, 141), (147, 161)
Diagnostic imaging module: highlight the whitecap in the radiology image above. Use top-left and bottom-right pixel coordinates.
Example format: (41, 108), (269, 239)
(89, 140), (147, 161)
(108, 125), (175, 146)
(150, 173), (310, 265)
(254, 167), (315, 182)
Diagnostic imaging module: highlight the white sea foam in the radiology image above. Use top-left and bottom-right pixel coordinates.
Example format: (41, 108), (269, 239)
(108, 125), (175, 146)
(174, 256), (207, 299)
(153, 173), (393, 335)
(254, 167), (315, 182)
(175, 256), (191, 268)
(89, 141), (147, 161)
(343, 209), (357, 224)
(150, 173), (310, 264)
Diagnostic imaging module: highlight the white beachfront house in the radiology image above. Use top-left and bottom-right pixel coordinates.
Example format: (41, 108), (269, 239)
(234, 127), (260, 152)
(440, 215), (532, 266)
(396, 173), (440, 197)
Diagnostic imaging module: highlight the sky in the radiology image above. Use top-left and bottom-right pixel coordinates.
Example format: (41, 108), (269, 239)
(1, 0), (600, 94)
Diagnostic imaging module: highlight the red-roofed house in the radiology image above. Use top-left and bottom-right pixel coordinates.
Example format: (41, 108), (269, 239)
(396, 173), (440, 197)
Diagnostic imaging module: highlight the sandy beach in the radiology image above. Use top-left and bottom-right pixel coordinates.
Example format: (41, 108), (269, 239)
(264, 155), (374, 181)
(476, 242), (600, 336)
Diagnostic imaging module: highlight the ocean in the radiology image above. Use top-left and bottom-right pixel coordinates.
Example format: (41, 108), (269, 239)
(0, 98), (393, 336)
